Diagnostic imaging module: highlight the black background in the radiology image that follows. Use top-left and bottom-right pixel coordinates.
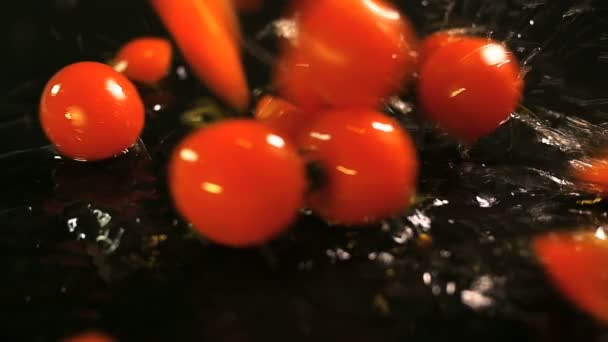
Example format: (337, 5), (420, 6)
(1, 0), (608, 341)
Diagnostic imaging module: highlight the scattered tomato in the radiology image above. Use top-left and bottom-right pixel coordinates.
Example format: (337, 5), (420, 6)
(39, 62), (145, 161)
(534, 230), (608, 322)
(114, 37), (172, 84)
(418, 30), (464, 64)
(418, 37), (522, 142)
(298, 110), (418, 225)
(275, 0), (418, 111)
(169, 120), (306, 246)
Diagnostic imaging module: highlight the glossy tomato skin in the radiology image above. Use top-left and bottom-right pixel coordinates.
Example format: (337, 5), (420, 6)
(571, 156), (608, 193)
(114, 37), (172, 84)
(418, 30), (464, 64)
(150, 0), (248, 110)
(39, 62), (145, 161)
(534, 231), (608, 322)
(298, 110), (418, 225)
(254, 95), (314, 142)
(275, 0), (418, 111)
(169, 120), (306, 247)
(418, 37), (522, 142)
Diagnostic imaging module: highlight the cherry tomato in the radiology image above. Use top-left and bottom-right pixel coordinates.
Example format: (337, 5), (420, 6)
(63, 332), (114, 342)
(418, 30), (464, 64)
(418, 37), (522, 142)
(298, 110), (418, 225)
(169, 120), (306, 246)
(534, 230), (608, 322)
(254, 95), (314, 141)
(114, 37), (172, 84)
(275, 0), (418, 111)
(571, 156), (608, 193)
(151, 0), (249, 110)
(39, 62), (145, 161)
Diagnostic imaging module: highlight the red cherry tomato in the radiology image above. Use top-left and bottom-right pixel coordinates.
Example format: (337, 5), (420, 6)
(534, 231), (608, 322)
(571, 156), (608, 193)
(63, 332), (115, 342)
(418, 37), (522, 142)
(169, 120), (306, 246)
(114, 37), (172, 84)
(254, 95), (314, 141)
(150, 0), (249, 110)
(298, 110), (418, 225)
(418, 30), (464, 64)
(39, 62), (145, 161)
(275, 0), (418, 111)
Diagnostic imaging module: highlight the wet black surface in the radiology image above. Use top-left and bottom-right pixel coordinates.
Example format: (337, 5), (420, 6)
(1, 0), (608, 341)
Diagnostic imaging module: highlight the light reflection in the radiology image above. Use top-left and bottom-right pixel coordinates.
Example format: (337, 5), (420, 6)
(461, 290), (493, 310)
(450, 88), (467, 98)
(371, 121), (394, 132)
(64, 106), (86, 127)
(179, 148), (199, 162)
(50, 84), (61, 96)
(266, 134), (285, 148)
(113, 60), (128, 73)
(336, 165), (357, 176)
(310, 131), (331, 141)
(446, 282), (456, 295)
(422, 272), (431, 285)
(595, 227), (607, 240)
(362, 0), (401, 20)
(481, 44), (509, 66)
(105, 79), (127, 100)
(201, 182), (223, 195)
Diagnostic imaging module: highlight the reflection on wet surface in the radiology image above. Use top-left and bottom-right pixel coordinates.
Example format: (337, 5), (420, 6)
(1, 0), (608, 341)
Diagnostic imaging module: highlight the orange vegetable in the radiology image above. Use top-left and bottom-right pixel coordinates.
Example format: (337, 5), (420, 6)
(534, 230), (608, 322)
(418, 37), (522, 142)
(418, 30), (464, 64)
(150, 0), (249, 110)
(169, 120), (306, 246)
(114, 37), (172, 84)
(40, 62), (145, 161)
(298, 110), (418, 224)
(275, 0), (418, 111)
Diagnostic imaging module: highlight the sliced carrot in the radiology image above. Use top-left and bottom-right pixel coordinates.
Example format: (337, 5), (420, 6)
(150, 0), (249, 110)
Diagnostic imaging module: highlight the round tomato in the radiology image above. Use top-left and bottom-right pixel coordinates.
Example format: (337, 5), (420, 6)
(169, 120), (306, 246)
(39, 62), (145, 161)
(298, 109), (418, 224)
(418, 37), (522, 142)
